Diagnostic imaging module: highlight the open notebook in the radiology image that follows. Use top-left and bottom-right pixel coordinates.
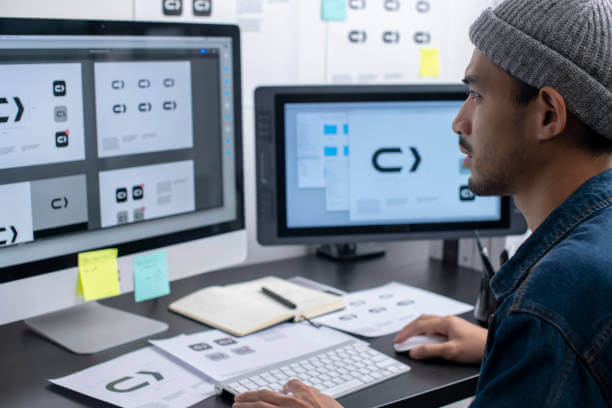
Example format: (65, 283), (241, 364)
(169, 276), (345, 336)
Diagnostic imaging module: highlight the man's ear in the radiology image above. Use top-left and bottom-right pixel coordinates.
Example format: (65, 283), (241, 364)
(534, 86), (567, 141)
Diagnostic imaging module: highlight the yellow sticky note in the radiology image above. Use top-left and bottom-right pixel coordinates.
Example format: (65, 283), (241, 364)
(420, 48), (440, 78)
(77, 249), (120, 301)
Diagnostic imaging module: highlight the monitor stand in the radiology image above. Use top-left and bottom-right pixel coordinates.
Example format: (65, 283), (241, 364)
(24, 302), (168, 354)
(316, 243), (385, 262)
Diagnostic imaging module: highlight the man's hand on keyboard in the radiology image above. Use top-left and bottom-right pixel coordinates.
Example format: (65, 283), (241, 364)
(393, 314), (487, 364)
(233, 379), (343, 408)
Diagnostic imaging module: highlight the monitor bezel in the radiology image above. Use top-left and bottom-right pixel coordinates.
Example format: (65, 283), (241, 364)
(0, 18), (244, 283)
(255, 85), (526, 246)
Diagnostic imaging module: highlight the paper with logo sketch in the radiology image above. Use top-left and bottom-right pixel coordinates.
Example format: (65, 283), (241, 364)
(49, 347), (216, 408)
(150, 322), (365, 382)
(313, 282), (473, 337)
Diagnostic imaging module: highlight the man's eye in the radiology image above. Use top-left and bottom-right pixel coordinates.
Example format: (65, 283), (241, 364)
(469, 90), (481, 100)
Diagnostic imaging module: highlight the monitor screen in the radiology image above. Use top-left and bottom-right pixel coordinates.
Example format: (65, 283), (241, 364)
(0, 19), (245, 323)
(255, 85), (526, 245)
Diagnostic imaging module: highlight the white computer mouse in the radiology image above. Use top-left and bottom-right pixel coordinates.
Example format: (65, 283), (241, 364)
(393, 334), (448, 353)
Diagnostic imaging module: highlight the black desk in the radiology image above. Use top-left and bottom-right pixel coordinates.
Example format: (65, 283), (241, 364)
(0, 250), (481, 408)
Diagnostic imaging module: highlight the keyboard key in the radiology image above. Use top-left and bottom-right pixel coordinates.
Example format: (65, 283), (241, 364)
(234, 385), (248, 394)
(322, 378), (364, 398)
(376, 359), (394, 368)
(359, 375), (375, 383)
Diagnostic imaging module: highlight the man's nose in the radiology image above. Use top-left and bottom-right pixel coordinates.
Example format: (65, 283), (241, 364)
(452, 102), (471, 136)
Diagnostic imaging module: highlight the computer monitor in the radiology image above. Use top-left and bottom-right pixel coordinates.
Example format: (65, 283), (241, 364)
(0, 18), (245, 352)
(255, 85), (526, 260)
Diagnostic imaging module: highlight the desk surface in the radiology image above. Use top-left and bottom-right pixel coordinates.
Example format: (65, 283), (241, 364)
(0, 249), (481, 408)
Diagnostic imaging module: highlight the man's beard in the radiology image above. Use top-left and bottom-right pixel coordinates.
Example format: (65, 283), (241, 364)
(464, 117), (527, 197)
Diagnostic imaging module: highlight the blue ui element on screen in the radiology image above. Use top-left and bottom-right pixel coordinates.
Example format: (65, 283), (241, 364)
(284, 100), (501, 228)
(324, 124), (338, 135)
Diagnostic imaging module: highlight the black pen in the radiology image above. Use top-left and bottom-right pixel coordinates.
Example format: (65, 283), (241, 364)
(261, 286), (297, 309)
(500, 249), (509, 266)
(474, 231), (496, 280)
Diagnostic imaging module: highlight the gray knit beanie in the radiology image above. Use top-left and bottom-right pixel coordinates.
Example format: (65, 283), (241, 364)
(469, 0), (612, 140)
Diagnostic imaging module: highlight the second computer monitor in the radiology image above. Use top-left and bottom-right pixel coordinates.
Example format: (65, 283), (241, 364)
(255, 85), (526, 248)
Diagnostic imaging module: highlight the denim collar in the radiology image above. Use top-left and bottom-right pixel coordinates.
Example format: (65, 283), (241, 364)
(490, 168), (612, 301)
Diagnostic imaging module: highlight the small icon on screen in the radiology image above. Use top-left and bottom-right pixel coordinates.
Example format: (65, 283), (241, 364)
(53, 80), (66, 96)
(116, 188), (128, 203)
(163, 0), (183, 15)
(132, 185), (144, 200)
(54, 106), (68, 122)
(193, 0), (211, 16)
(117, 211), (128, 224)
(133, 207), (145, 221)
(55, 130), (69, 148)
(459, 185), (475, 201)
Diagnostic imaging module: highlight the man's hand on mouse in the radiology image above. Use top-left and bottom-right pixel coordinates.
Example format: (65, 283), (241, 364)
(394, 314), (487, 364)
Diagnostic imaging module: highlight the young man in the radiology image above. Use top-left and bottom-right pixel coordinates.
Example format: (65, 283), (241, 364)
(234, 0), (612, 406)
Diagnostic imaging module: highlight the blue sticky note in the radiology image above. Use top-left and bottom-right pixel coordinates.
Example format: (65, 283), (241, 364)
(322, 0), (347, 21)
(133, 251), (170, 302)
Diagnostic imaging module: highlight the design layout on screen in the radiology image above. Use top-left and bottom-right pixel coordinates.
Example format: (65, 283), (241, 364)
(284, 101), (501, 228)
(0, 37), (233, 254)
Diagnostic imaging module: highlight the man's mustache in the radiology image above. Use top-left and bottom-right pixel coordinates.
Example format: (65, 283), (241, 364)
(459, 136), (472, 154)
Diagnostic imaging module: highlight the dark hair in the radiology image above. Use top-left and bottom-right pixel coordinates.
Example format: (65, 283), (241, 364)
(512, 78), (612, 155)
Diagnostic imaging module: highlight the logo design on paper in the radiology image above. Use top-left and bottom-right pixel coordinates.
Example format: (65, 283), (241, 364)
(214, 337), (237, 346)
(383, 31), (400, 44)
(189, 342), (212, 351)
(231, 346), (255, 355)
(51, 197), (69, 210)
(105, 371), (163, 393)
(206, 352), (230, 361)
(111, 80), (125, 90)
(348, 30), (367, 43)
(348, 0), (366, 9)
(112, 104), (127, 114)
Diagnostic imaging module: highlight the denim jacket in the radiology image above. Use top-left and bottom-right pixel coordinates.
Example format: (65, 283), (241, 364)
(471, 168), (612, 407)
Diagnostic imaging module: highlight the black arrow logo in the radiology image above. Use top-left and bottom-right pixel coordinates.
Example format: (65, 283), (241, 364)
(1, 97), (25, 123)
(0, 97), (8, 123)
(409, 147), (421, 172)
(0, 225), (17, 245)
(14, 97), (23, 122)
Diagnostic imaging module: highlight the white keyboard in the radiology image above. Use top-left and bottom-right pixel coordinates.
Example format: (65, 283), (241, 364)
(217, 340), (410, 399)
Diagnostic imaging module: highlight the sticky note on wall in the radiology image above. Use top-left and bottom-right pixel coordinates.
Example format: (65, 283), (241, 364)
(133, 250), (170, 302)
(77, 249), (120, 301)
(322, 0), (347, 21)
(420, 48), (440, 77)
